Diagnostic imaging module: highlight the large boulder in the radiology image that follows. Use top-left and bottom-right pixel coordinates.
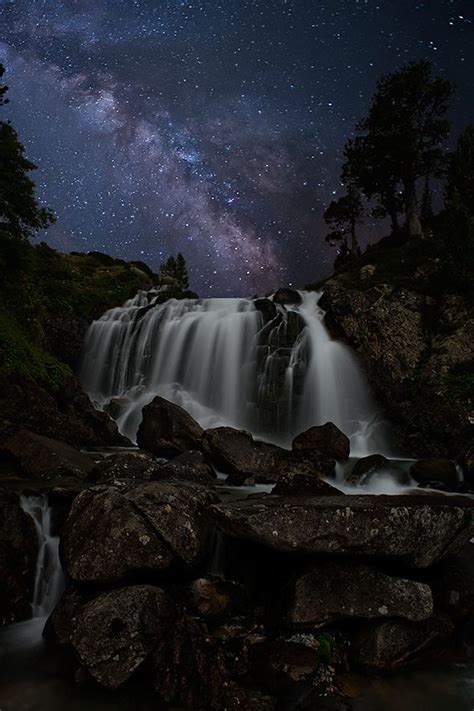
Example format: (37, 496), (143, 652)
(202, 427), (290, 484)
(287, 561), (433, 627)
(0, 491), (37, 625)
(91, 450), (161, 485)
(153, 450), (215, 487)
(70, 585), (176, 689)
(61, 481), (217, 583)
(272, 289), (302, 306)
(211, 494), (474, 568)
(346, 454), (390, 485)
(350, 616), (454, 670)
(137, 396), (204, 457)
(434, 543), (474, 621)
(0, 430), (95, 481)
(271, 471), (342, 497)
(292, 423), (350, 461)
(410, 458), (458, 488)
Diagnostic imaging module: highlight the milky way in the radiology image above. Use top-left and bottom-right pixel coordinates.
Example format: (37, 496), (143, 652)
(0, 0), (472, 295)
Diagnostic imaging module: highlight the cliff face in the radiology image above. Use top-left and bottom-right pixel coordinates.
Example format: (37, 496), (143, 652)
(319, 279), (473, 460)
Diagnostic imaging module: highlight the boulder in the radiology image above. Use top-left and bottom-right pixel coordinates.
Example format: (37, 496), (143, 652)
(61, 481), (217, 583)
(91, 450), (161, 485)
(346, 454), (390, 485)
(351, 616), (454, 670)
(254, 298), (278, 324)
(0, 430), (95, 481)
(44, 586), (86, 644)
(287, 561), (433, 627)
(137, 396), (204, 457)
(211, 494), (474, 568)
(202, 427), (289, 484)
(0, 491), (37, 625)
(153, 450), (215, 486)
(273, 289), (302, 306)
(292, 423), (350, 461)
(434, 543), (474, 620)
(271, 471), (342, 497)
(70, 585), (176, 689)
(410, 459), (458, 488)
(185, 577), (247, 620)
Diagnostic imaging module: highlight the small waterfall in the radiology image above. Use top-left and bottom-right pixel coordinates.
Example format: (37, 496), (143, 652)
(80, 290), (391, 455)
(20, 495), (64, 619)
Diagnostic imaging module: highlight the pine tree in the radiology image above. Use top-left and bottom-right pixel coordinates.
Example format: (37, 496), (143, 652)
(324, 185), (363, 257)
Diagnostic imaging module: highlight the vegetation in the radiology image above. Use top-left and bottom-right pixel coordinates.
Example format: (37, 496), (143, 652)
(158, 252), (189, 290)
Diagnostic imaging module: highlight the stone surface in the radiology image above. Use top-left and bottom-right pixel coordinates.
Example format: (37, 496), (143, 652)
(202, 426), (290, 484)
(91, 450), (161, 485)
(249, 640), (320, 695)
(351, 616), (454, 670)
(185, 577), (246, 619)
(271, 471), (343, 497)
(0, 491), (37, 625)
(70, 585), (176, 689)
(0, 430), (95, 480)
(346, 454), (390, 485)
(273, 288), (303, 306)
(292, 423), (350, 461)
(211, 494), (474, 568)
(410, 459), (458, 488)
(44, 586), (86, 644)
(154, 450), (215, 486)
(434, 543), (474, 620)
(288, 561), (433, 627)
(137, 396), (204, 457)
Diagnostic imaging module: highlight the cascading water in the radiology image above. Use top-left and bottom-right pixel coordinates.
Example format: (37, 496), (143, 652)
(80, 289), (391, 455)
(20, 495), (63, 619)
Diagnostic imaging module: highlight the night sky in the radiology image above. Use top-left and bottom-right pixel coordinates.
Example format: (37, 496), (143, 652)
(0, 1), (472, 296)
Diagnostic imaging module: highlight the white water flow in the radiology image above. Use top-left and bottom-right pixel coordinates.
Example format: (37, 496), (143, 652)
(80, 289), (391, 455)
(20, 495), (64, 619)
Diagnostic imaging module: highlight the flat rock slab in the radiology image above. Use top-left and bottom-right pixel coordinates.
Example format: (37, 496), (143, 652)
(211, 494), (474, 568)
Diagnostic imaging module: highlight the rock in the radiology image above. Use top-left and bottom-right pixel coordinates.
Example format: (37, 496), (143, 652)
(61, 481), (217, 583)
(211, 494), (474, 568)
(151, 615), (275, 710)
(44, 586), (86, 644)
(185, 577), (246, 620)
(347, 454), (390, 485)
(61, 486), (174, 583)
(154, 450), (215, 486)
(0, 491), (37, 625)
(126, 481), (218, 568)
(254, 298), (278, 324)
(272, 471), (343, 497)
(0, 430), (95, 481)
(249, 640), (320, 695)
(202, 426), (289, 484)
(91, 450), (160, 485)
(434, 543), (474, 620)
(410, 459), (458, 488)
(351, 616), (454, 670)
(287, 561), (433, 627)
(136, 396), (204, 457)
(70, 585), (176, 689)
(273, 289), (302, 306)
(292, 423), (350, 461)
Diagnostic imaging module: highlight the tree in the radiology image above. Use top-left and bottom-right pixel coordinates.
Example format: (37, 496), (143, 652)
(158, 252), (189, 290)
(420, 176), (434, 226)
(345, 61), (454, 238)
(324, 185), (363, 257)
(445, 125), (474, 215)
(0, 63), (55, 246)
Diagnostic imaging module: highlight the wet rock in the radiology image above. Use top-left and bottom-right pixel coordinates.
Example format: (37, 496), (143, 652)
(151, 615), (275, 710)
(434, 543), (474, 621)
(0, 491), (37, 625)
(154, 450), (215, 486)
(202, 426), (289, 484)
(254, 298), (278, 324)
(91, 450), (160, 485)
(249, 640), (320, 695)
(61, 486), (175, 583)
(211, 494), (474, 568)
(137, 396), (204, 457)
(70, 585), (176, 689)
(347, 454), (390, 485)
(62, 481), (217, 583)
(287, 561), (433, 627)
(292, 423), (350, 461)
(351, 616), (454, 670)
(272, 471), (342, 497)
(410, 459), (458, 488)
(273, 289), (303, 306)
(44, 586), (87, 644)
(0, 430), (95, 481)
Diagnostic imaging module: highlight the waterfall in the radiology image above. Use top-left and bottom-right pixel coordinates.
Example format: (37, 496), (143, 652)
(20, 495), (64, 619)
(80, 289), (390, 455)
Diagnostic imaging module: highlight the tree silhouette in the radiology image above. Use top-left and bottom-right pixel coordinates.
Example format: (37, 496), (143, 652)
(324, 185), (363, 257)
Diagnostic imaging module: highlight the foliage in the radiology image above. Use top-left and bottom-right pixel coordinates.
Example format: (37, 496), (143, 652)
(343, 61), (454, 238)
(324, 185), (363, 256)
(158, 252), (189, 289)
(316, 633), (337, 663)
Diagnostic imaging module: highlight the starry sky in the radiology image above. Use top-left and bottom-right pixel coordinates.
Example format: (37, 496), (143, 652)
(0, 1), (472, 296)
